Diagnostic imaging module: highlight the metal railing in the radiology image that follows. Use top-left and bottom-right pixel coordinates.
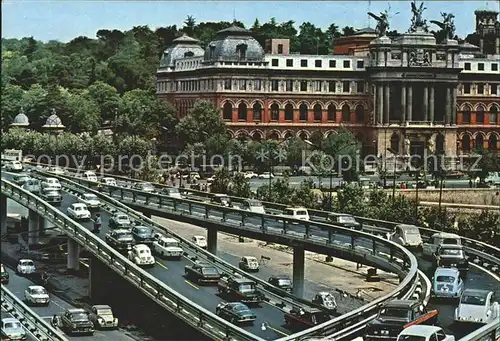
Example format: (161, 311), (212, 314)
(458, 319), (500, 341)
(1, 284), (68, 341)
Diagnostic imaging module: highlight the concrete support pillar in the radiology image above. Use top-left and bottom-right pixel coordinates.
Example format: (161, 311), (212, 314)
(407, 86), (413, 122)
(292, 246), (305, 298)
(0, 195), (6, 236)
(429, 86), (435, 123)
(401, 85), (406, 124)
(452, 87), (457, 125)
(384, 84), (390, 124)
(377, 84), (383, 125)
(207, 228), (217, 255)
(67, 239), (80, 271)
(445, 87), (452, 125)
(423, 86), (429, 122)
(28, 210), (39, 245)
(38, 215), (45, 236)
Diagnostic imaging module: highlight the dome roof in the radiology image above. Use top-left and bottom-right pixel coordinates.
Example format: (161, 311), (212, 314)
(11, 112), (29, 126)
(475, 6), (499, 14)
(42, 114), (65, 129)
(204, 26), (264, 62)
(160, 34), (204, 68)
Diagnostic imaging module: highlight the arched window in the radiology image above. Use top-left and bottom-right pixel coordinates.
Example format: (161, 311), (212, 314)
(475, 134), (484, 150)
(270, 103), (279, 121)
(390, 133), (400, 153)
(436, 134), (445, 154)
(284, 131), (293, 139)
(252, 131), (262, 142)
(299, 132), (308, 140)
(462, 105), (471, 124)
(462, 134), (471, 152)
(299, 103), (308, 121)
(327, 104), (336, 121)
(488, 134), (498, 151)
(284, 104), (293, 121)
(476, 105), (485, 124)
(184, 51), (194, 57)
(236, 43), (247, 59)
(313, 104), (322, 121)
(355, 105), (365, 123)
(223, 102), (232, 120)
(490, 106), (498, 125)
(238, 103), (247, 121)
(342, 104), (350, 122)
(269, 131), (279, 140)
(253, 103), (262, 121)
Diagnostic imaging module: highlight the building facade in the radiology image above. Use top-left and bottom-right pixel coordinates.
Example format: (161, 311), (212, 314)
(156, 7), (500, 158)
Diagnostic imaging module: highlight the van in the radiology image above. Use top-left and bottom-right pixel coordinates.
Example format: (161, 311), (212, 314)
(83, 171), (98, 182)
(281, 207), (310, 221)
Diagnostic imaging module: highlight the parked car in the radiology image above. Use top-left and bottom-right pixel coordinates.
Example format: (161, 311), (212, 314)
(217, 275), (265, 304)
(83, 171), (98, 182)
(105, 229), (135, 253)
(127, 244), (155, 267)
(455, 289), (499, 324)
(89, 305), (118, 330)
(281, 207), (310, 221)
(78, 193), (101, 209)
(192, 235), (207, 248)
(59, 308), (95, 335)
(133, 182), (155, 192)
(243, 171), (258, 179)
(67, 203), (91, 220)
(22, 179), (40, 194)
(284, 307), (330, 330)
(161, 187), (182, 199)
(423, 232), (461, 259)
(1, 264), (9, 284)
(238, 256), (259, 272)
(388, 224), (423, 248)
(210, 194), (232, 207)
(6, 161), (23, 172)
(268, 275), (293, 293)
(327, 213), (361, 230)
(16, 259), (35, 275)
(433, 244), (469, 274)
(13, 174), (31, 186)
(397, 325), (455, 341)
(153, 235), (183, 259)
(184, 262), (221, 284)
(216, 302), (256, 324)
(109, 213), (132, 229)
(1, 317), (26, 340)
(431, 267), (464, 299)
(40, 188), (63, 205)
(240, 199), (265, 214)
(24, 285), (50, 306)
(258, 172), (274, 179)
(41, 177), (62, 190)
(312, 292), (338, 311)
(131, 225), (155, 244)
(100, 177), (117, 186)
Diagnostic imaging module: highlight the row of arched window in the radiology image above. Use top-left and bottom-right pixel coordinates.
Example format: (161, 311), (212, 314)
(460, 104), (499, 124)
(461, 134), (499, 152)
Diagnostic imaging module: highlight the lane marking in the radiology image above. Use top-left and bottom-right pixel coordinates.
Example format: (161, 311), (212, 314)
(470, 263), (500, 282)
(156, 262), (168, 270)
(266, 324), (289, 336)
(184, 280), (199, 290)
(51, 299), (68, 310)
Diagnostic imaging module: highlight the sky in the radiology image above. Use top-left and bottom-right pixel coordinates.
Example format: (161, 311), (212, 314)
(2, 1), (499, 43)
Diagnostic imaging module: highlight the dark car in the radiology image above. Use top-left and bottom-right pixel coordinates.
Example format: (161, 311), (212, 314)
(14, 174), (31, 186)
(433, 244), (469, 274)
(105, 229), (135, 253)
(22, 179), (40, 194)
(184, 262), (221, 284)
(216, 302), (256, 324)
(58, 308), (95, 336)
(1, 264), (9, 284)
(284, 307), (331, 331)
(365, 300), (439, 341)
(327, 213), (361, 230)
(109, 213), (132, 229)
(131, 225), (155, 244)
(40, 188), (63, 205)
(268, 275), (293, 293)
(217, 276), (265, 305)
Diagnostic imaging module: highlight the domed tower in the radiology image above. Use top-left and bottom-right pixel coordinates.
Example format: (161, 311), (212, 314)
(159, 34), (204, 71)
(204, 26), (264, 62)
(474, 6), (500, 54)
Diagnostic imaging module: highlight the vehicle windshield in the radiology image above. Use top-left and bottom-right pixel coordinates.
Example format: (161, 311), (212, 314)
(248, 201), (263, 207)
(195, 237), (206, 242)
(403, 227), (420, 235)
(4, 322), (22, 329)
(169, 188), (179, 194)
(45, 191), (59, 196)
(21, 261), (34, 267)
(138, 249), (150, 255)
(84, 194), (97, 200)
(461, 293), (487, 305)
(296, 210), (307, 215)
(436, 275), (455, 283)
(442, 238), (459, 244)
(32, 288), (47, 295)
(440, 248), (462, 256)
(233, 304), (249, 312)
(142, 183), (154, 189)
(322, 295), (335, 304)
(379, 308), (409, 319)
(201, 267), (219, 275)
(398, 336), (426, 341)
(117, 215), (129, 222)
(165, 241), (179, 247)
(97, 309), (113, 316)
(283, 209), (294, 215)
(239, 284), (256, 293)
(70, 313), (89, 321)
(278, 279), (292, 286)
(135, 227), (151, 234)
(338, 216), (355, 223)
(74, 206), (84, 211)
(117, 233), (133, 240)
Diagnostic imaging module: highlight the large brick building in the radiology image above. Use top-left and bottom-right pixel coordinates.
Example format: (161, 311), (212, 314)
(156, 7), (500, 159)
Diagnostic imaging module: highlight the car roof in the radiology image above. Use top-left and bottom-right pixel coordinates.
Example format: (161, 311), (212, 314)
(245, 199), (261, 204)
(243, 256), (257, 260)
(383, 300), (416, 308)
(285, 207), (307, 210)
(93, 305), (112, 310)
(133, 244), (150, 250)
(463, 289), (491, 296)
(19, 259), (33, 262)
(270, 274), (290, 279)
(115, 213), (129, 217)
(225, 302), (248, 307)
(316, 291), (332, 296)
(439, 244), (463, 249)
(113, 229), (131, 234)
(401, 325), (443, 337)
(232, 277), (255, 284)
(28, 285), (45, 290)
(2, 317), (20, 323)
(84, 171), (96, 174)
(431, 232), (460, 239)
(193, 235), (205, 239)
(214, 194), (229, 197)
(46, 177), (58, 181)
(67, 308), (86, 313)
(72, 203), (86, 206)
(159, 237), (179, 242)
(435, 267), (460, 276)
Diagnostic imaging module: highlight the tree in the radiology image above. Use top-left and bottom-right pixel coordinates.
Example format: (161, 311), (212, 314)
(176, 100), (226, 146)
(342, 26), (355, 36)
(227, 172), (252, 198)
(183, 16), (196, 36)
(0, 84), (24, 130)
(322, 129), (361, 181)
(66, 91), (100, 133)
(85, 81), (121, 122)
(209, 168), (231, 194)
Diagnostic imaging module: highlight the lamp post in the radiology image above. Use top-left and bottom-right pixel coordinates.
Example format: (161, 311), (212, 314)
(263, 138), (288, 202)
(387, 147), (398, 200)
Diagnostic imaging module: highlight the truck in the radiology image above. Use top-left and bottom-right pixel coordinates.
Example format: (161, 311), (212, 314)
(217, 275), (265, 305)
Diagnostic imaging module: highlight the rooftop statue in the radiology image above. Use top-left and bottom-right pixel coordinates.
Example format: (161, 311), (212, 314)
(368, 11), (390, 37)
(431, 13), (456, 40)
(409, 0), (429, 32)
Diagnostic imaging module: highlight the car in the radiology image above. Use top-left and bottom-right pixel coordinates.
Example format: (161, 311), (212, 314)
(41, 177), (62, 190)
(184, 262), (221, 284)
(24, 285), (50, 306)
(40, 188), (63, 205)
(423, 232), (461, 258)
(240, 199), (265, 214)
(131, 225), (155, 244)
(100, 177), (117, 186)
(284, 307), (331, 330)
(485, 172), (500, 186)
(78, 193), (101, 209)
(109, 213), (132, 229)
(127, 244), (155, 267)
(6, 161), (23, 172)
(217, 275), (265, 304)
(206, 175), (216, 183)
(243, 171), (258, 179)
(210, 194), (232, 207)
(454, 289), (500, 324)
(431, 267), (464, 299)
(13, 174), (31, 186)
(388, 224), (423, 248)
(268, 275), (293, 293)
(21, 179), (40, 194)
(67, 203), (91, 220)
(327, 213), (361, 230)
(238, 256), (259, 272)
(161, 187), (182, 199)
(312, 292), (338, 311)
(281, 207), (310, 221)
(133, 182), (155, 192)
(216, 302), (256, 324)
(258, 172), (274, 179)
(47, 166), (65, 175)
(192, 235), (207, 248)
(1, 317), (26, 340)
(1, 264), (10, 284)
(153, 235), (183, 259)
(83, 171), (98, 182)
(105, 229), (135, 253)
(16, 259), (35, 275)
(59, 308), (95, 335)
(89, 305), (118, 330)
(433, 244), (469, 274)
(397, 325), (455, 341)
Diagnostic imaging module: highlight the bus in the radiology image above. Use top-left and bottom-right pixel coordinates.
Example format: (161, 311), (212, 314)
(1, 149), (22, 161)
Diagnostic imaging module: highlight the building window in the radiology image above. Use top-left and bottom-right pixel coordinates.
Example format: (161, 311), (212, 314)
(328, 81), (336, 92)
(462, 135), (471, 152)
(357, 60), (364, 68)
(277, 44), (283, 54)
(272, 59), (279, 66)
(271, 80), (279, 91)
(327, 104), (336, 121)
(342, 81), (350, 93)
(286, 80), (293, 92)
(463, 84), (471, 94)
(209, 45), (215, 59)
(315, 60), (322, 67)
(476, 106), (485, 124)
(490, 106), (498, 125)
(356, 82), (365, 93)
(300, 59), (308, 67)
(464, 62), (471, 70)
(343, 60), (350, 68)
(286, 59), (293, 67)
(462, 107), (471, 123)
(489, 134), (498, 151)
(300, 81), (308, 91)
(270, 103), (279, 121)
(223, 103), (232, 120)
(238, 103), (247, 121)
(254, 79), (261, 91)
(313, 81), (321, 92)
(239, 80), (247, 90)
(253, 103), (262, 121)
(341, 104), (350, 122)
(313, 104), (322, 121)
(477, 84), (484, 94)
(492, 63), (498, 71)
(329, 60), (336, 68)
(224, 79), (232, 90)
(492, 84), (498, 95)
(355, 105), (365, 122)
(478, 63), (484, 71)
(236, 43), (247, 59)
(299, 103), (308, 121)
(284, 104), (293, 121)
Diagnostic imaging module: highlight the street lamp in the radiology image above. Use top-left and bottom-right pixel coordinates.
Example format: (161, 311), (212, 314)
(387, 147), (398, 199)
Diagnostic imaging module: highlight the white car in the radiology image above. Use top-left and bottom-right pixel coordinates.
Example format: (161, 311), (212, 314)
(127, 244), (155, 267)
(41, 177), (62, 190)
(47, 166), (65, 175)
(455, 289), (500, 324)
(431, 267), (464, 299)
(153, 235), (183, 259)
(281, 207), (310, 221)
(67, 203), (91, 220)
(160, 187), (182, 199)
(423, 232), (461, 258)
(240, 199), (266, 214)
(84, 171), (98, 182)
(243, 171), (258, 179)
(78, 193), (101, 209)
(24, 285), (50, 306)
(388, 224), (423, 248)
(312, 292), (338, 311)
(397, 325), (454, 341)
(258, 172), (274, 179)
(238, 256), (259, 272)
(192, 235), (207, 249)
(6, 161), (23, 172)
(1, 318), (26, 340)
(17, 259), (36, 275)
(100, 177), (117, 186)
(89, 305), (118, 329)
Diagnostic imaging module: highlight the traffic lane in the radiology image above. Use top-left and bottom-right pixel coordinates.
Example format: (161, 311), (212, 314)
(1, 309), (37, 341)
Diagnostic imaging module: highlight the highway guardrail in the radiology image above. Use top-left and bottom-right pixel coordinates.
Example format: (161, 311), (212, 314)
(458, 319), (500, 341)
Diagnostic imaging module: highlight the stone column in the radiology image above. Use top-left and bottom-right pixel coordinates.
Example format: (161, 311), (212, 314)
(377, 84), (383, 125)
(401, 84), (407, 124)
(207, 228), (218, 256)
(407, 86), (413, 122)
(452, 87), (458, 125)
(423, 86), (429, 122)
(445, 86), (452, 125)
(292, 246), (305, 298)
(429, 86), (435, 124)
(67, 239), (80, 271)
(28, 210), (39, 245)
(384, 84), (390, 124)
